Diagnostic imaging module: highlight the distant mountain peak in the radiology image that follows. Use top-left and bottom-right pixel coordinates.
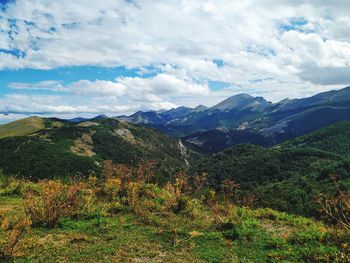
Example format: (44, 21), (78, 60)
(92, 114), (108, 120)
(66, 117), (87, 123)
(194, 105), (208, 111)
(234, 93), (253, 97)
(211, 93), (269, 111)
(63, 114), (109, 123)
(165, 106), (192, 112)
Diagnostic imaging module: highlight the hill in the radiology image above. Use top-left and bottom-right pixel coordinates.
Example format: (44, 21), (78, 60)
(0, 118), (202, 181)
(193, 144), (350, 217)
(282, 121), (350, 156)
(0, 117), (45, 139)
(183, 128), (271, 153)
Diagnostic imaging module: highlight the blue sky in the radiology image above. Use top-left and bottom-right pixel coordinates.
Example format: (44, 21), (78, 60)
(0, 0), (350, 123)
(0, 66), (139, 95)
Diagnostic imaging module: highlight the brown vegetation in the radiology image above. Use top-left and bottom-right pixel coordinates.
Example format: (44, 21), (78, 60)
(317, 174), (350, 232)
(0, 216), (32, 260)
(23, 180), (85, 227)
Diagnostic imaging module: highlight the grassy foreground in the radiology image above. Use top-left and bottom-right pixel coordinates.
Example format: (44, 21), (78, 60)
(0, 164), (349, 262)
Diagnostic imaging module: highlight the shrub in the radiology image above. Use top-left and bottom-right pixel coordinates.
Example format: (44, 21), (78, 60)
(101, 160), (161, 214)
(182, 198), (205, 219)
(191, 172), (209, 197)
(317, 175), (350, 232)
(328, 228), (350, 261)
(23, 180), (85, 227)
(161, 171), (194, 214)
(0, 215), (32, 261)
(103, 160), (133, 183)
(135, 160), (157, 183)
(126, 181), (142, 213)
(103, 178), (122, 200)
(0, 174), (21, 196)
(221, 179), (240, 203)
(103, 160), (157, 185)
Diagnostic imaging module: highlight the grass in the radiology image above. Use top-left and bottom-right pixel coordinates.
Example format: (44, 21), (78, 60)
(0, 192), (347, 262)
(23, 217), (196, 262)
(0, 167), (348, 262)
(1, 195), (208, 262)
(0, 196), (25, 221)
(0, 117), (45, 139)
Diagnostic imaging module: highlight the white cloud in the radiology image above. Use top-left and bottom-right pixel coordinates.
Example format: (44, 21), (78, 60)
(0, 1), (348, 72)
(67, 80), (126, 97)
(8, 80), (66, 91)
(0, 93), (142, 115)
(0, 0), (350, 120)
(2, 74), (209, 117)
(115, 73), (210, 97)
(8, 73), (209, 97)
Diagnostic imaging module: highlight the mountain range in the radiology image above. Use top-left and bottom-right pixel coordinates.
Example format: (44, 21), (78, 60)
(1, 114), (349, 262)
(3, 86), (348, 156)
(0, 98), (349, 218)
(117, 86), (350, 153)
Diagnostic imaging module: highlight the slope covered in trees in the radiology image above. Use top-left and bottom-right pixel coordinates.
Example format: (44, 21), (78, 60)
(0, 118), (201, 181)
(282, 121), (350, 156)
(194, 144), (350, 217)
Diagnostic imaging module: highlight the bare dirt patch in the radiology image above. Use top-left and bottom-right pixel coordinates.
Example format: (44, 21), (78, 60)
(114, 128), (137, 144)
(71, 132), (96, 157)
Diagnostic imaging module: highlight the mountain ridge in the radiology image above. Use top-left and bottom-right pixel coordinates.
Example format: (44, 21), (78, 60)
(2, 86), (350, 154)
(0, 117), (202, 180)
(116, 86), (350, 152)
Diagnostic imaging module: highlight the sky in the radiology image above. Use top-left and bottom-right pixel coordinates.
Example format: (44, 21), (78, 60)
(0, 0), (350, 123)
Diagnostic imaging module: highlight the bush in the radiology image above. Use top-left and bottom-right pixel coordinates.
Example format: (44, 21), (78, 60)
(103, 178), (122, 200)
(182, 198), (205, 219)
(317, 176), (350, 232)
(126, 181), (142, 213)
(0, 174), (21, 196)
(23, 180), (85, 227)
(0, 215), (32, 261)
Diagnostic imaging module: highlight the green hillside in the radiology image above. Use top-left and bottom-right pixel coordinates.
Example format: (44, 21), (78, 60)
(0, 117), (45, 139)
(0, 118), (202, 181)
(194, 144), (350, 217)
(283, 121), (350, 156)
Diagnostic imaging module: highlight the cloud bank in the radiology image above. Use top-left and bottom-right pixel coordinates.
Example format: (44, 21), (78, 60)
(0, 0), (349, 122)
